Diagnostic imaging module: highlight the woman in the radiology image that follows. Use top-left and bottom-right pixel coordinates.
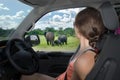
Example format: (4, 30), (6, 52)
(71, 7), (105, 80)
(21, 7), (105, 80)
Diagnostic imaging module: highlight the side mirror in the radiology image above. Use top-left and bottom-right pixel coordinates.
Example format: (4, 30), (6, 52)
(24, 35), (40, 47)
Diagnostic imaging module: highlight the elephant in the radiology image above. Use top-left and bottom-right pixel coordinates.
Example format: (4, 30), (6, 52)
(58, 35), (67, 45)
(54, 39), (62, 46)
(44, 32), (55, 46)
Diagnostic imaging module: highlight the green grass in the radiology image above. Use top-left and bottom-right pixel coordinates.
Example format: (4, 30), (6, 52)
(33, 35), (80, 52)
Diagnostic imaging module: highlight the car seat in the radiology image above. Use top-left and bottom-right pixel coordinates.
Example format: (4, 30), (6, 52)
(86, 1), (120, 80)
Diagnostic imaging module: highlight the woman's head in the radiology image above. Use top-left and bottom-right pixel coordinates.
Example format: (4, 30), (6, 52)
(74, 7), (105, 48)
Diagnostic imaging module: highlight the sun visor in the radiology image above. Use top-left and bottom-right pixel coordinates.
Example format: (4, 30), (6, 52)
(99, 1), (119, 30)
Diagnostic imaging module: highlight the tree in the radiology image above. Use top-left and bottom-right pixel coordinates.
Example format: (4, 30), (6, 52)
(58, 27), (64, 35)
(27, 29), (44, 35)
(44, 27), (55, 32)
(64, 28), (75, 36)
(0, 28), (15, 37)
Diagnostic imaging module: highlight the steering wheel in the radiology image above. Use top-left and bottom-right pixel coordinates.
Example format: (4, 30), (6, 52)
(5, 39), (39, 74)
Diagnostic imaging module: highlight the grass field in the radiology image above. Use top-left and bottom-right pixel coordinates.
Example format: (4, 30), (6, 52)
(33, 35), (80, 52)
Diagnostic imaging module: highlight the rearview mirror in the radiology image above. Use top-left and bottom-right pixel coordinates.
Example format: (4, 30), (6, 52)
(24, 35), (40, 47)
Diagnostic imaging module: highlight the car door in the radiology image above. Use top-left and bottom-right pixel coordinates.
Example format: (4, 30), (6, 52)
(36, 51), (73, 77)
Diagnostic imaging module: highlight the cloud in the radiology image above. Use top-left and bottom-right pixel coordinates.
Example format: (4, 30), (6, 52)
(53, 8), (84, 23)
(50, 13), (72, 23)
(0, 10), (25, 21)
(57, 9), (72, 22)
(35, 15), (74, 30)
(0, 10), (25, 29)
(48, 15), (66, 27)
(27, 9), (31, 13)
(48, 13), (52, 16)
(61, 14), (72, 23)
(50, 8), (86, 24)
(0, 8), (84, 30)
(35, 21), (50, 30)
(0, 15), (13, 20)
(34, 8), (84, 30)
(13, 10), (25, 19)
(0, 4), (9, 11)
(56, 8), (86, 23)
(53, 15), (62, 22)
(0, 20), (18, 29)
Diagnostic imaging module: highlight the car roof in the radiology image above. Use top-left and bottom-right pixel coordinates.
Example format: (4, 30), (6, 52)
(20, 0), (120, 8)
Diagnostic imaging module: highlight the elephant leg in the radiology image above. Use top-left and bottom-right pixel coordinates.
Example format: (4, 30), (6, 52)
(62, 42), (64, 45)
(59, 43), (61, 46)
(47, 40), (49, 45)
(63, 41), (65, 45)
(51, 41), (54, 46)
(65, 41), (67, 45)
(49, 41), (51, 45)
(59, 41), (62, 46)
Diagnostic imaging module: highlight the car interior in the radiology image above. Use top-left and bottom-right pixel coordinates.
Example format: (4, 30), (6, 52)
(0, 0), (120, 80)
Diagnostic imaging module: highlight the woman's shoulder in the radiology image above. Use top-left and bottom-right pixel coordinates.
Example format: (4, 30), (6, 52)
(74, 51), (96, 80)
(79, 50), (96, 60)
(75, 51), (96, 70)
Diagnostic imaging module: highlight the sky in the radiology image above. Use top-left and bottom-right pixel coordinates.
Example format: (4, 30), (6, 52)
(0, 0), (85, 30)
(35, 8), (85, 30)
(0, 0), (32, 29)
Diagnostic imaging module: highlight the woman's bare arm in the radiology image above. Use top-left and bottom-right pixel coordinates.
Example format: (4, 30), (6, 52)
(71, 51), (96, 80)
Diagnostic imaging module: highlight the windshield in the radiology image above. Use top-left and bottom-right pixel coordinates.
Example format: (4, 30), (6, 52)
(0, 0), (33, 41)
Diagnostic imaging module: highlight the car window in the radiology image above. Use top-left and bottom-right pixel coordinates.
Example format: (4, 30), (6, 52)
(28, 8), (85, 52)
(0, 0), (33, 41)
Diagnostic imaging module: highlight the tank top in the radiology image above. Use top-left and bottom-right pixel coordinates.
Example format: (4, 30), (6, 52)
(56, 47), (96, 80)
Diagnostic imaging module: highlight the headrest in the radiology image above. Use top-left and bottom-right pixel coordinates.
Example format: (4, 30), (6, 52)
(99, 1), (119, 30)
